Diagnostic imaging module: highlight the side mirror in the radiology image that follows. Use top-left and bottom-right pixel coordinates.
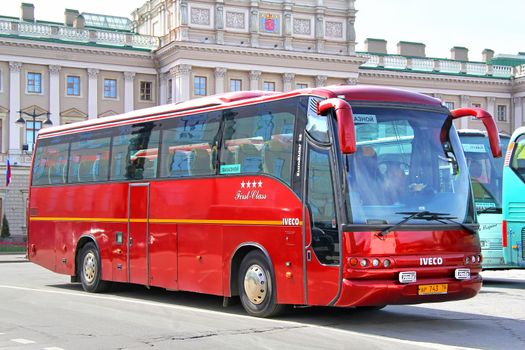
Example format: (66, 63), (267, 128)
(317, 98), (357, 154)
(451, 107), (502, 158)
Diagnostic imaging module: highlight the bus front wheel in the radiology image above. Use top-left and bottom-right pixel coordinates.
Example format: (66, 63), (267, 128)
(78, 242), (110, 293)
(238, 250), (282, 318)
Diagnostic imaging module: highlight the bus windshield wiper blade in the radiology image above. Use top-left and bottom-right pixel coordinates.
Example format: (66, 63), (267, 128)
(476, 206), (500, 214)
(433, 217), (478, 235)
(377, 211), (453, 237)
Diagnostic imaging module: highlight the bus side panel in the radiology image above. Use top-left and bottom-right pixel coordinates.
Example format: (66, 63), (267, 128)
(221, 225), (304, 304)
(178, 224), (222, 295)
(148, 222), (178, 290)
(29, 184), (129, 279)
(503, 167), (525, 267)
(28, 219), (57, 273)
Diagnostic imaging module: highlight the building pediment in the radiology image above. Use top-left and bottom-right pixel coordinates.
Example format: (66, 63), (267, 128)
(20, 105), (49, 116)
(60, 108), (88, 119)
(98, 110), (119, 118)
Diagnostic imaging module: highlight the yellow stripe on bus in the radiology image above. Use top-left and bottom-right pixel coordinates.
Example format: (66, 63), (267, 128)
(29, 217), (302, 226)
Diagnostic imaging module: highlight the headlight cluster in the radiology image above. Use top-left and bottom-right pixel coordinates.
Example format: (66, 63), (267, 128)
(349, 257), (393, 268)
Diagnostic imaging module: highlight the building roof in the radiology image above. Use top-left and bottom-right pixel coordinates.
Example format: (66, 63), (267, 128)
(81, 13), (133, 32)
(489, 54), (525, 67)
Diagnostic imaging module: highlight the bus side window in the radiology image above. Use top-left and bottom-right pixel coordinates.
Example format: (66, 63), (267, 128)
(70, 137), (111, 183)
(159, 112), (220, 178)
(511, 137), (525, 180)
(220, 101), (295, 185)
(32, 141), (69, 186)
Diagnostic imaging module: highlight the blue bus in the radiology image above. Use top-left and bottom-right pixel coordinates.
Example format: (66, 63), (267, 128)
(502, 126), (525, 268)
(459, 130), (510, 269)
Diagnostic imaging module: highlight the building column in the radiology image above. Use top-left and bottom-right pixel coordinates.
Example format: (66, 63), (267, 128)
(513, 97), (523, 130)
(8, 61), (22, 155)
(159, 72), (168, 105)
(486, 97), (496, 119)
(460, 95), (470, 129)
(282, 73), (295, 92)
(49, 65), (61, 125)
(169, 67), (177, 103)
(249, 70), (261, 90)
(175, 65), (191, 103)
(87, 68), (99, 119)
(346, 0), (357, 55)
(315, 75), (327, 87)
(124, 72), (135, 113)
(215, 67), (226, 94)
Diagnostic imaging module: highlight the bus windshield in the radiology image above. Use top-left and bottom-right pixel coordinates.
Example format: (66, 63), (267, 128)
(460, 134), (510, 212)
(346, 106), (471, 225)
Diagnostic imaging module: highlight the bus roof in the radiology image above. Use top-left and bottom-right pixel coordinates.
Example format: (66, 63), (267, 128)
(510, 126), (525, 142)
(38, 85), (443, 138)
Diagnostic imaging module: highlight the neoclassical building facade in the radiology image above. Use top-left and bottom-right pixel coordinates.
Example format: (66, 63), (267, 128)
(1, 0), (524, 238)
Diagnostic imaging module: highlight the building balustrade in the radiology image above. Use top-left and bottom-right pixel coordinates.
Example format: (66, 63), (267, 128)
(0, 18), (159, 50)
(358, 52), (515, 78)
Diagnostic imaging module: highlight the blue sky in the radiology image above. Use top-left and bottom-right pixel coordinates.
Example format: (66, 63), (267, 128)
(3, 0), (523, 61)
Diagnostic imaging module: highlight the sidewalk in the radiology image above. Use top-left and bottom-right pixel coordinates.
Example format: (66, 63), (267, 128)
(0, 253), (28, 263)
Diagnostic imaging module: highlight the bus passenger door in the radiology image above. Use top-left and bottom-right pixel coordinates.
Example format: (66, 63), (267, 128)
(128, 183), (150, 286)
(304, 143), (341, 306)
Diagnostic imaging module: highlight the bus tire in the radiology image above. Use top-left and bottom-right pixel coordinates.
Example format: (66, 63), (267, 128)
(238, 250), (283, 318)
(78, 242), (110, 293)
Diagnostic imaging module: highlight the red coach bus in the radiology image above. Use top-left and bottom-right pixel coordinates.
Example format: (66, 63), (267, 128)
(27, 85), (501, 317)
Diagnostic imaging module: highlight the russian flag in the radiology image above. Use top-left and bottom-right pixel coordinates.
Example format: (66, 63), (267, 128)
(6, 159), (11, 187)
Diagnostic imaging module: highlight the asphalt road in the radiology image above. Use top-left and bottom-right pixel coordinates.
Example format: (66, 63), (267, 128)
(1, 256), (524, 350)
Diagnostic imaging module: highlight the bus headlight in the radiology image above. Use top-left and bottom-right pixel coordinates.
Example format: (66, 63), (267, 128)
(465, 256), (470, 265)
(372, 258), (380, 267)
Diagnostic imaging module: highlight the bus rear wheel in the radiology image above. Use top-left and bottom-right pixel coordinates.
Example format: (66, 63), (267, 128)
(238, 251), (283, 318)
(78, 242), (110, 293)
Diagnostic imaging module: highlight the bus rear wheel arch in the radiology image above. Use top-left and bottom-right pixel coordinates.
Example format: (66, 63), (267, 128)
(77, 242), (111, 293)
(238, 250), (283, 317)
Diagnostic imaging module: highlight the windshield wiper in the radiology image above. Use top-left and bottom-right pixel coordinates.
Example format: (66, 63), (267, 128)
(377, 211), (476, 237)
(476, 206), (501, 214)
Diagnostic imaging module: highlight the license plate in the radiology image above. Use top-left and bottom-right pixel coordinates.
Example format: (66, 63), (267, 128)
(455, 268), (470, 280)
(399, 271), (417, 284)
(418, 284), (448, 295)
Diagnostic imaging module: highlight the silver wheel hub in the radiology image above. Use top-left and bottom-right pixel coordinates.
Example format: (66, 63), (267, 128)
(83, 252), (97, 284)
(244, 264), (267, 305)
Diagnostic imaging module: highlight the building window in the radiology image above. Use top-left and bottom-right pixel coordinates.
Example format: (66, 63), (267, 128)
(67, 76), (80, 96)
(26, 120), (42, 152)
(27, 72), (42, 93)
(263, 81), (275, 92)
(230, 79), (242, 92)
(444, 101), (455, 110)
(167, 79), (172, 102)
(296, 83), (308, 89)
(104, 79), (117, 99)
(497, 105), (507, 122)
(140, 81), (152, 101)
(194, 76), (207, 96)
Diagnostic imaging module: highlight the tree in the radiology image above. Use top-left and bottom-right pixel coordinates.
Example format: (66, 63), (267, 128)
(1, 214), (10, 239)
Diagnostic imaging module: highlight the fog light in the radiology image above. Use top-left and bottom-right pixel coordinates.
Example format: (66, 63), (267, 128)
(383, 259), (391, 268)
(360, 259), (369, 267)
(465, 256), (470, 264)
(372, 258), (380, 267)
